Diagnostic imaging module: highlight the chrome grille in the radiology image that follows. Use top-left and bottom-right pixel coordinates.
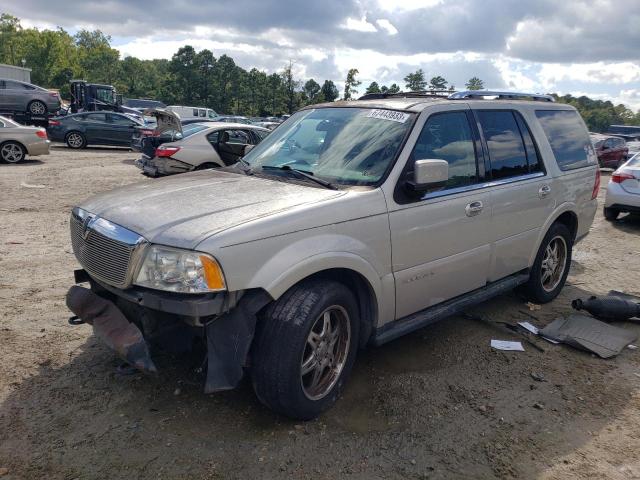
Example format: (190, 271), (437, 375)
(70, 208), (145, 288)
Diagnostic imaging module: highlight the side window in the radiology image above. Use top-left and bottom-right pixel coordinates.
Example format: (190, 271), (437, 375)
(616, 138), (625, 148)
(110, 114), (134, 126)
(477, 110), (529, 179)
(254, 129), (270, 140)
(227, 130), (251, 145)
(514, 112), (542, 173)
(603, 138), (614, 149)
(0, 80), (5, 89)
(199, 109), (206, 117)
(410, 111), (478, 189)
(22, 83), (36, 90)
(193, 108), (199, 117)
(0, 120), (5, 128)
(535, 110), (596, 170)
(85, 113), (107, 123)
(4, 80), (21, 90)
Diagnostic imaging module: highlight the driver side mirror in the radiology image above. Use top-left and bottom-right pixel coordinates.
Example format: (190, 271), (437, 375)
(406, 159), (449, 193)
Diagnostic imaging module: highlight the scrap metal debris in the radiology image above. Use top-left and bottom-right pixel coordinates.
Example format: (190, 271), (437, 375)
(540, 314), (638, 359)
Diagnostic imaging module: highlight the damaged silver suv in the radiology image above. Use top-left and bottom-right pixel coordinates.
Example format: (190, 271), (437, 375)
(67, 91), (599, 419)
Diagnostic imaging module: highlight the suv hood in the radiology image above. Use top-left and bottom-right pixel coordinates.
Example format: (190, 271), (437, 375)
(143, 107), (182, 135)
(77, 170), (344, 249)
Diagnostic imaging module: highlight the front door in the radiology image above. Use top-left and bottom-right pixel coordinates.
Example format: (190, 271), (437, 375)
(107, 113), (138, 146)
(389, 108), (492, 319)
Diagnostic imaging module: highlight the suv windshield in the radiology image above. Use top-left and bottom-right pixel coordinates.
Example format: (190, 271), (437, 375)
(243, 107), (414, 186)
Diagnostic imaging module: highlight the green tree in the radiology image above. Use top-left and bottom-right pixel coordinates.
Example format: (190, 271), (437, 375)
(365, 81), (381, 94)
(387, 83), (400, 94)
(320, 80), (339, 102)
(429, 75), (448, 90)
(404, 69), (427, 91)
(74, 29), (120, 84)
(465, 77), (484, 90)
(0, 13), (22, 65)
(302, 78), (321, 104)
(281, 61), (301, 113)
(343, 68), (361, 100)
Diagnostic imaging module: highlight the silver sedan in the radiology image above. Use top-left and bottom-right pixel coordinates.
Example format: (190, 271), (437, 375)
(0, 115), (50, 163)
(135, 122), (270, 177)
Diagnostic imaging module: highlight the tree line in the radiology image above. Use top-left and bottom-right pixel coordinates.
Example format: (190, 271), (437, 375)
(1, 13), (639, 130)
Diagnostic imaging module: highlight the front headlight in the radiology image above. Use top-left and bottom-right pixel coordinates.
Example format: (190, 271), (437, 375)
(134, 245), (226, 293)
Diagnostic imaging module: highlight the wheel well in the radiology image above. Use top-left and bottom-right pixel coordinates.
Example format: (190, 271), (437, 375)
(294, 269), (378, 348)
(554, 211), (578, 241)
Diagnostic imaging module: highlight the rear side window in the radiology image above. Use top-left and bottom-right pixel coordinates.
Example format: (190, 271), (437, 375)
(477, 110), (529, 179)
(535, 110), (596, 170)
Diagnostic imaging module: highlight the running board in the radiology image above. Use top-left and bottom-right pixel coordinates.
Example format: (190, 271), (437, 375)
(372, 272), (530, 346)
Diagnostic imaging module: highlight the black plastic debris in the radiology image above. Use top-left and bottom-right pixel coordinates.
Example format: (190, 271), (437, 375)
(572, 292), (640, 322)
(66, 285), (157, 373)
(540, 314), (638, 359)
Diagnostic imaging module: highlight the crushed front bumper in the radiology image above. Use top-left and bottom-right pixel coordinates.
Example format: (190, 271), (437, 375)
(68, 269), (270, 392)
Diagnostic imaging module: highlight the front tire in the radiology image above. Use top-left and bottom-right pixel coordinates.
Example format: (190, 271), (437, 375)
(252, 280), (359, 420)
(523, 223), (572, 304)
(65, 131), (86, 149)
(0, 141), (26, 163)
(604, 207), (620, 221)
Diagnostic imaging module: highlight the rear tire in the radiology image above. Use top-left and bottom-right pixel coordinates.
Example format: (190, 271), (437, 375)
(0, 141), (26, 163)
(28, 100), (47, 115)
(251, 279), (359, 420)
(66, 131), (86, 149)
(604, 207), (620, 221)
(523, 223), (572, 304)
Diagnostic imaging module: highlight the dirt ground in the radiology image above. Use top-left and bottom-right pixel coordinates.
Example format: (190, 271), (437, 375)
(0, 146), (639, 480)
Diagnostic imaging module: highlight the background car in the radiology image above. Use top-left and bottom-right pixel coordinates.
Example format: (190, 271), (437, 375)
(0, 78), (61, 115)
(591, 134), (628, 168)
(0, 114), (49, 163)
(626, 140), (640, 157)
(166, 105), (218, 122)
(604, 152), (640, 220)
(135, 122), (269, 176)
(214, 115), (253, 124)
(47, 111), (144, 148)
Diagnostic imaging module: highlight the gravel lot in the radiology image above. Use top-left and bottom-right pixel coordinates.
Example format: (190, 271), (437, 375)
(1, 146), (639, 479)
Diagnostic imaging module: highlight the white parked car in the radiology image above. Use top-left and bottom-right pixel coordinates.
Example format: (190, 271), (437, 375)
(604, 152), (640, 220)
(134, 109), (270, 176)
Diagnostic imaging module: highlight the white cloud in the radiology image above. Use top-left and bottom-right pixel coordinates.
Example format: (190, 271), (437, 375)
(377, 0), (443, 12)
(538, 63), (640, 88)
(376, 19), (398, 35)
(343, 17), (377, 32)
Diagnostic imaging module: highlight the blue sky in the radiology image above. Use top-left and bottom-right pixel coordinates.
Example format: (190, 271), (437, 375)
(11, 0), (640, 110)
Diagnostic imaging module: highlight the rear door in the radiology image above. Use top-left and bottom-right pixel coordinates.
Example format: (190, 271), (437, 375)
(82, 112), (108, 144)
(107, 113), (139, 145)
(389, 107), (493, 318)
(474, 109), (555, 282)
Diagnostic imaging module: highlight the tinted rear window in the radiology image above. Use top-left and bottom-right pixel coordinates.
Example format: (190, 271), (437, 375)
(535, 110), (596, 170)
(477, 110), (529, 179)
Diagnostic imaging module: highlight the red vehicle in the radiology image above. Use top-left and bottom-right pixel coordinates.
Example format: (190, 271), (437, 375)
(591, 135), (628, 168)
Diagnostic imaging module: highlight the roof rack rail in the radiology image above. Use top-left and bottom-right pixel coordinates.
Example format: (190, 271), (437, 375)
(358, 90), (452, 101)
(448, 90), (555, 102)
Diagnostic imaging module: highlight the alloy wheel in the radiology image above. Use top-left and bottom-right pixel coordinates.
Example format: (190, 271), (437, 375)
(300, 305), (351, 401)
(30, 101), (46, 115)
(67, 133), (84, 148)
(1, 143), (25, 163)
(540, 235), (568, 292)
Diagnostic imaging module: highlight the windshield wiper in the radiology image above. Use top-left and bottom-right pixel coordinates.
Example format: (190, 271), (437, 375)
(261, 165), (337, 190)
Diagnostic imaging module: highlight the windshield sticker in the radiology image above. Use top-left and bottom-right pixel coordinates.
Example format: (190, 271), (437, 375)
(366, 109), (410, 123)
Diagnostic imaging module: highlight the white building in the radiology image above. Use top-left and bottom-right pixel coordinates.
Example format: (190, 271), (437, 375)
(0, 63), (31, 83)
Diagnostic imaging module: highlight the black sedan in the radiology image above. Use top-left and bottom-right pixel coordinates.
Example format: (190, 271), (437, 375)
(47, 112), (145, 148)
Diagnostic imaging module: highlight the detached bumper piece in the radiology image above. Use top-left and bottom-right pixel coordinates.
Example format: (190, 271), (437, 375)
(66, 285), (157, 374)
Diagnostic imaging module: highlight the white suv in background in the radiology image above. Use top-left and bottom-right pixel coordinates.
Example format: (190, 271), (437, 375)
(67, 91), (599, 419)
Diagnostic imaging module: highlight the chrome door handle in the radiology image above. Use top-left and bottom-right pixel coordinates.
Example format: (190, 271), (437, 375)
(465, 201), (483, 217)
(539, 184), (551, 198)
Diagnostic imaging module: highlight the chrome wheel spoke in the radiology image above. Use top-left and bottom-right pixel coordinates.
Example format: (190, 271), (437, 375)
(301, 354), (317, 376)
